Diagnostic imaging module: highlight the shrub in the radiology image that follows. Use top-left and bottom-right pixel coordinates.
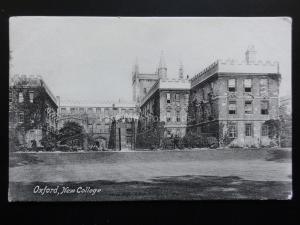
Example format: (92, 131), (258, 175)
(89, 146), (99, 151)
(207, 137), (218, 148)
(56, 144), (71, 152)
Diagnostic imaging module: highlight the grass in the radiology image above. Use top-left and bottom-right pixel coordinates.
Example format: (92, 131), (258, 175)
(9, 175), (292, 201)
(9, 148), (291, 167)
(9, 148), (292, 201)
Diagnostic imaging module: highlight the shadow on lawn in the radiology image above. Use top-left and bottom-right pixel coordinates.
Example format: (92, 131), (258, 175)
(265, 149), (292, 162)
(9, 154), (45, 168)
(9, 175), (292, 201)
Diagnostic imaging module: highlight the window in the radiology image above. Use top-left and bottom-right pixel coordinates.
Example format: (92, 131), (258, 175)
(9, 111), (15, 122)
(245, 123), (253, 137)
(60, 107), (66, 113)
(18, 112), (24, 123)
(176, 111), (181, 122)
(144, 88), (147, 94)
(184, 94), (189, 103)
(96, 107), (101, 113)
(210, 82), (214, 91)
(244, 100), (253, 114)
(9, 91), (12, 103)
(166, 93), (171, 103)
(88, 108), (94, 113)
(228, 79), (236, 92)
(228, 101), (237, 114)
(79, 108), (85, 113)
(261, 101), (269, 115)
(175, 93), (180, 102)
(18, 92), (24, 103)
(166, 129), (171, 137)
(244, 79), (252, 92)
(228, 123), (237, 138)
(29, 91), (34, 103)
(261, 124), (269, 136)
(88, 125), (93, 132)
(166, 111), (171, 122)
(260, 78), (268, 96)
(70, 108), (76, 113)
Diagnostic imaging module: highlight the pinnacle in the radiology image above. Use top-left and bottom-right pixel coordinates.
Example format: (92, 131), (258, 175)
(158, 51), (167, 69)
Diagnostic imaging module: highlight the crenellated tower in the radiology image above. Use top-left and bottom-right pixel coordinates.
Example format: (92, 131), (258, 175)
(132, 57), (159, 105)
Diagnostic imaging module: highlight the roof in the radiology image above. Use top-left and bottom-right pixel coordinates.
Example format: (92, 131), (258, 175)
(140, 78), (190, 106)
(9, 74), (58, 105)
(190, 59), (280, 88)
(60, 99), (137, 108)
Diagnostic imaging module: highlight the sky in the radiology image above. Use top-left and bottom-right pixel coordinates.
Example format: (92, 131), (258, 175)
(9, 17), (292, 102)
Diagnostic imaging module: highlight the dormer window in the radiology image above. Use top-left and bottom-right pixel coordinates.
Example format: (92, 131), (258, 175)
(228, 79), (236, 92)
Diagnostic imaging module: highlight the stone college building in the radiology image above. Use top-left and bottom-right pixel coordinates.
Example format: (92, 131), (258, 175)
(135, 46), (281, 148)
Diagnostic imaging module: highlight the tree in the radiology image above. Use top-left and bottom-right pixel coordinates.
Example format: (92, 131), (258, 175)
(279, 114), (292, 147)
(58, 121), (85, 147)
(9, 85), (47, 149)
(263, 119), (281, 147)
(108, 118), (116, 149)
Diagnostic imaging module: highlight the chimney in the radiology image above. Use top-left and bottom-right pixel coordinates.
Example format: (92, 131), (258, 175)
(245, 45), (256, 64)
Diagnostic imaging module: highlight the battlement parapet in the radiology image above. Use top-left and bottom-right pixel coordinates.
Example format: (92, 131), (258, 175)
(191, 59), (280, 88)
(140, 77), (190, 107)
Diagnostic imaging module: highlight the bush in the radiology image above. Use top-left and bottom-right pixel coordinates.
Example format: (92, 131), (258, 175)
(207, 137), (218, 148)
(56, 144), (71, 152)
(71, 146), (81, 152)
(89, 146), (99, 151)
(15, 145), (28, 152)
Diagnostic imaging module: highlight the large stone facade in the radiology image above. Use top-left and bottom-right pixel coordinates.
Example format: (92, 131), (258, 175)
(135, 47), (282, 149)
(138, 79), (190, 138)
(9, 75), (58, 148)
(188, 47), (281, 147)
(57, 101), (138, 150)
(135, 53), (190, 148)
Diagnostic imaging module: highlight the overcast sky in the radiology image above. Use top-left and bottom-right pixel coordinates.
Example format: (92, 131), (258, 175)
(9, 17), (291, 102)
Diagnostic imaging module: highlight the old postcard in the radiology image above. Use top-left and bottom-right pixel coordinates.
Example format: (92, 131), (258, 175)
(8, 17), (292, 201)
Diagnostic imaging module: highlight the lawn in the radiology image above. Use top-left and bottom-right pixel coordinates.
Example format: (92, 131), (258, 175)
(9, 148), (292, 201)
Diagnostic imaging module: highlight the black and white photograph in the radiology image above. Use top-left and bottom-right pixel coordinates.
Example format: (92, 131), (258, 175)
(8, 17), (292, 201)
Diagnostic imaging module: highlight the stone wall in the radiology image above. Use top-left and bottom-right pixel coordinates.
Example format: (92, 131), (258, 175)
(187, 72), (280, 148)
